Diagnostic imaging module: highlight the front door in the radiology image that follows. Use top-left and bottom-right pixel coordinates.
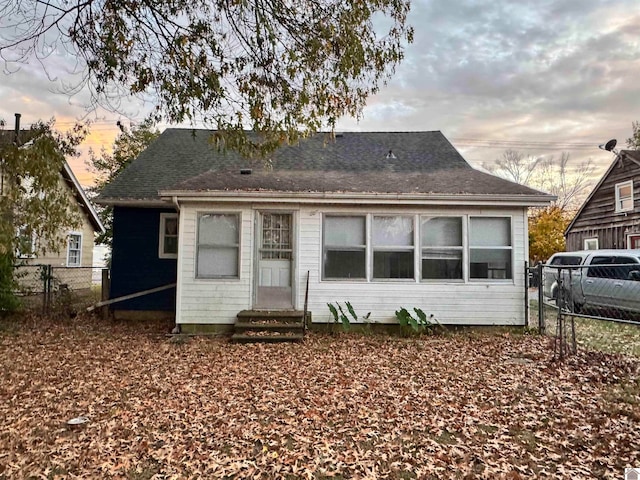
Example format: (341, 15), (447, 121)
(255, 212), (293, 309)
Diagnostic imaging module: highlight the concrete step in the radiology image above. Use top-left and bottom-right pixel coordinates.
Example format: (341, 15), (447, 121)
(230, 333), (304, 343)
(235, 322), (304, 332)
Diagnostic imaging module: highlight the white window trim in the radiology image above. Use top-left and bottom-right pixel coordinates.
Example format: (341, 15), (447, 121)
(420, 215), (465, 282)
(66, 231), (83, 267)
(159, 213), (179, 259)
(615, 180), (634, 213)
(583, 237), (599, 250)
(371, 215), (415, 281)
(195, 211), (241, 280)
(627, 234), (640, 249)
(322, 214), (367, 281)
(468, 216), (513, 282)
(320, 213), (514, 284)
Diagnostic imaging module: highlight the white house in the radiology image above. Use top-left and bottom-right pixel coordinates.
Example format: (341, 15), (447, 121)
(98, 130), (553, 331)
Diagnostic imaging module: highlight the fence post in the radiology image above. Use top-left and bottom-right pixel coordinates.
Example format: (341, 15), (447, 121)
(101, 269), (110, 320)
(524, 261), (529, 327)
(537, 262), (544, 335)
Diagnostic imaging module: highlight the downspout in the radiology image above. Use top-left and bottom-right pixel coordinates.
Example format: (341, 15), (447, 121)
(171, 195), (182, 334)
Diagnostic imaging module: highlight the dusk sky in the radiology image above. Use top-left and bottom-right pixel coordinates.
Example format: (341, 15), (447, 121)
(1, 0), (639, 187)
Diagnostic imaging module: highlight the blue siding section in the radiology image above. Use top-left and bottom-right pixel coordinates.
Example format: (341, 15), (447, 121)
(110, 206), (177, 311)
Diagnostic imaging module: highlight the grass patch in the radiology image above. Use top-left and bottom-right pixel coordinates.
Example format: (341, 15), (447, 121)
(530, 298), (640, 358)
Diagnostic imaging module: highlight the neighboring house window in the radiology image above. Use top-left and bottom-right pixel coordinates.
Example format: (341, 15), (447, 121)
(469, 217), (512, 280)
(615, 180), (634, 212)
(159, 213), (179, 258)
(627, 234), (640, 249)
(196, 213), (240, 278)
(322, 216), (366, 279)
(421, 216), (463, 280)
(372, 216), (414, 279)
(16, 226), (36, 258)
(67, 233), (82, 267)
(583, 237), (599, 250)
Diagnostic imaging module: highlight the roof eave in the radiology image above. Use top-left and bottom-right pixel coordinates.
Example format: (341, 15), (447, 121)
(61, 162), (106, 234)
(96, 197), (170, 208)
(158, 189), (555, 207)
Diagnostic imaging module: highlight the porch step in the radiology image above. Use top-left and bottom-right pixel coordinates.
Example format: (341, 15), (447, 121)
(231, 310), (305, 343)
(231, 333), (305, 343)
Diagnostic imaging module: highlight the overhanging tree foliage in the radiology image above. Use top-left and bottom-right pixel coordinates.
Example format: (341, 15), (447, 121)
(0, 120), (86, 310)
(88, 119), (160, 247)
(0, 0), (413, 154)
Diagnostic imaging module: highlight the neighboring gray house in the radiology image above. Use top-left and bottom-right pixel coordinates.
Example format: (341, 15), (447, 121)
(98, 130), (553, 330)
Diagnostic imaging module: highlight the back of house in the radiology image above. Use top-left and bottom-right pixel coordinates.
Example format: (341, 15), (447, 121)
(98, 130), (553, 331)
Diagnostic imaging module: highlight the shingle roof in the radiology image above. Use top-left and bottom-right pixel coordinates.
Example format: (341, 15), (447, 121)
(99, 129), (549, 201)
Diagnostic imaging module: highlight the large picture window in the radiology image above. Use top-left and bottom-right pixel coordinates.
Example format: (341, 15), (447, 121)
(421, 217), (463, 280)
(372, 216), (414, 279)
(197, 213), (240, 278)
(323, 216), (366, 279)
(469, 217), (512, 280)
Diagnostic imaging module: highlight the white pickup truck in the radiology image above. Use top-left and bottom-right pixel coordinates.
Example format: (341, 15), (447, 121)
(552, 250), (640, 315)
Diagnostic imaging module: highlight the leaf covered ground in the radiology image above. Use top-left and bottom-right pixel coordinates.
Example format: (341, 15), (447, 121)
(0, 317), (639, 479)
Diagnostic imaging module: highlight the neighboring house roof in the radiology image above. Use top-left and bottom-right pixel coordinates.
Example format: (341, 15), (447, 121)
(61, 161), (105, 234)
(0, 129), (40, 147)
(1, 128), (104, 233)
(565, 149), (640, 235)
(98, 129), (553, 205)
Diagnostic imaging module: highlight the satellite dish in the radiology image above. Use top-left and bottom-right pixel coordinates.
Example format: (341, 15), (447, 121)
(604, 139), (617, 151)
(599, 139), (617, 152)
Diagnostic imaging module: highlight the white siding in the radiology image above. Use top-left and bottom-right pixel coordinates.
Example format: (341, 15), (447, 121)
(176, 204), (254, 325)
(176, 203), (529, 326)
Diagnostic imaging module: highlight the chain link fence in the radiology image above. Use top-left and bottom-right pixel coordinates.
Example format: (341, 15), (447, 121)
(528, 262), (640, 358)
(5, 265), (105, 315)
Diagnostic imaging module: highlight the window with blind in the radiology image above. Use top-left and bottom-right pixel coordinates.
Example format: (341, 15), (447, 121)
(421, 216), (463, 280)
(196, 213), (240, 278)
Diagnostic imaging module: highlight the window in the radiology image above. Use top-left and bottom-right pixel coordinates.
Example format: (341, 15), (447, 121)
(323, 216), (366, 279)
(469, 217), (512, 280)
(583, 237), (599, 250)
(67, 233), (82, 267)
(421, 216), (463, 280)
(17, 226), (36, 258)
(196, 213), (240, 278)
(159, 213), (178, 258)
(615, 180), (634, 212)
(262, 213), (292, 259)
(372, 216), (414, 279)
(628, 234), (640, 249)
(587, 255), (639, 279)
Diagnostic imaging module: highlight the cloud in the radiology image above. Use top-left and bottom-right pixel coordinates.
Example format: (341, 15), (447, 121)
(2, 0), (640, 184)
